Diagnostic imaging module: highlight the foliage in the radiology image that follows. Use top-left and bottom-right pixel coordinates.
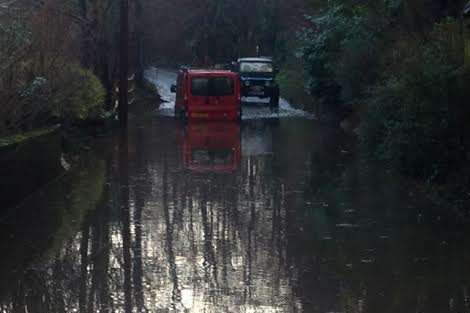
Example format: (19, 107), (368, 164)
(0, 127), (56, 148)
(142, 0), (310, 65)
(360, 19), (470, 181)
(0, 0), (110, 137)
(297, 3), (385, 107)
(294, 0), (470, 184)
(49, 65), (106, 121)
(277, 66), (311, 108)
(0, 8), (35, 135)
(143, 79), (158, 95)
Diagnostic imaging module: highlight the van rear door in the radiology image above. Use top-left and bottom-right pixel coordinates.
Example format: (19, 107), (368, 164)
(188, 75), (239, 115)
(189, 76), (211, 108)
(210, 76), (238, 108)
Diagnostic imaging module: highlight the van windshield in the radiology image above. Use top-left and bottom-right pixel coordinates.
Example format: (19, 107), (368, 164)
(191, 77), (234, 96)
(239, 62), (273, 73)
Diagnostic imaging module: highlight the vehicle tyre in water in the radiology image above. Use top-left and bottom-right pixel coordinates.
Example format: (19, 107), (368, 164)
(178, 108), (188, 124)
(238, 107), (243, 122)
(270, 86), (280, 108)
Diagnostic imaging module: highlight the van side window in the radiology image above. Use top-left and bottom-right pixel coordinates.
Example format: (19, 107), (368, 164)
(191, 77), (234, 96)
(212, 78), (234, 96)
(191, 78), (209, 96)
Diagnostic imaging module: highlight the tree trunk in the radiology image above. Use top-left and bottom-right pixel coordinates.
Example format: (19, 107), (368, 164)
(119, 0), (129, 128)
(134, 0), (144, 87)
(79, 0), (91, 68)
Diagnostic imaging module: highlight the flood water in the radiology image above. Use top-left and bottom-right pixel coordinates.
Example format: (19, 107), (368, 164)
(1, 114), (470, 313)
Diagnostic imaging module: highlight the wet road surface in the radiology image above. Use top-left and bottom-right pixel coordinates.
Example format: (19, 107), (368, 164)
(2, 113), (470, 313)
(1, 105), (470, 312)
(144, 68), (312, 120)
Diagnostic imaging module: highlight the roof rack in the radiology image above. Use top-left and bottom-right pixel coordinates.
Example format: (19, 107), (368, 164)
(178, 66), (235, 73)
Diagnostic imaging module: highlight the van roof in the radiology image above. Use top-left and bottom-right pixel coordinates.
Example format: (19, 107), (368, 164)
(181, 68), (237, 76)
(237, 57), (273, 63)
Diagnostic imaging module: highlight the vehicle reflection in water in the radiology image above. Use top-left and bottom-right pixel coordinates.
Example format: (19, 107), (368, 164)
(0, 117), (470, 313)
(181, 122), (241, 173)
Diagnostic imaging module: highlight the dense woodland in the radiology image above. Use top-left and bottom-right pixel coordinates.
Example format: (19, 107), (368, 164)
(1, 0), (470, 186)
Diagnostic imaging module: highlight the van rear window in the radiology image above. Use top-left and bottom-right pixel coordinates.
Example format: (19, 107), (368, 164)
(191, 77), (234, 96)
(192, 149), (233, 165)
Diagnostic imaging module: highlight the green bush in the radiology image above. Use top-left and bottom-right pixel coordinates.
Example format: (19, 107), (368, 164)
(143, 79), (159, 96)
(50, 65), (106, 121)
(277, 67), (310, 108)
(360, 19), (470, 182)
(297, 4), (384, 107)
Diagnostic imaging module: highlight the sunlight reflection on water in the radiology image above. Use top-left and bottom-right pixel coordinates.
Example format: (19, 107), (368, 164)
(1, 111), (470, 313)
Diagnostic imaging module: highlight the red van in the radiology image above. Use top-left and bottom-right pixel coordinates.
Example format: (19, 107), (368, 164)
(171, 69), (241, 121)
(181, 122), (241, 173)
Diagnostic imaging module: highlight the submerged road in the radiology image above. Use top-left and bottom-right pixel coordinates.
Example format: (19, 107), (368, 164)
(1, 73), (469, 313)
(144, 67), (313, 120)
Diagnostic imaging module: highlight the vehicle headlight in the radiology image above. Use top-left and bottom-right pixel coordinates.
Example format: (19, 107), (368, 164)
(265, 80), (271, 87)
(244, 80), (251, 87)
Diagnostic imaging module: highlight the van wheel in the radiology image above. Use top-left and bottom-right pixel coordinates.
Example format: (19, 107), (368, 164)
(237, 108), (243, 122)
(180, 109), (188, 123)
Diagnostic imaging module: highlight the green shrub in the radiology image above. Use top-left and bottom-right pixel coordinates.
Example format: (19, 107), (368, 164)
(277, 67), (310, 108)
(50, 65), (106, 121)
(143, 79), (159, 96)
(360, 19), (470, 182)
(297, 4), (384, 108)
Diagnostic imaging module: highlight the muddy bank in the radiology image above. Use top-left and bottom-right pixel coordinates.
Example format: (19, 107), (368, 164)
(0, 127), (62, 210)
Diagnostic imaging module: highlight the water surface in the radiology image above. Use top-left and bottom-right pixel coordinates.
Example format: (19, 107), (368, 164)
(1, 116), (469, 313)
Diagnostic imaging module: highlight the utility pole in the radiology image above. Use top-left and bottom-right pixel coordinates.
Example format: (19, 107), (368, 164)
(135, 0), (144, 86)
(119, 0), (129, 128)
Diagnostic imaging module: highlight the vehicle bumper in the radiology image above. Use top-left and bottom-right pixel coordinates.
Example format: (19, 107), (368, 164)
(242, 86), (276, 98)
(187, 107), (240, 121)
